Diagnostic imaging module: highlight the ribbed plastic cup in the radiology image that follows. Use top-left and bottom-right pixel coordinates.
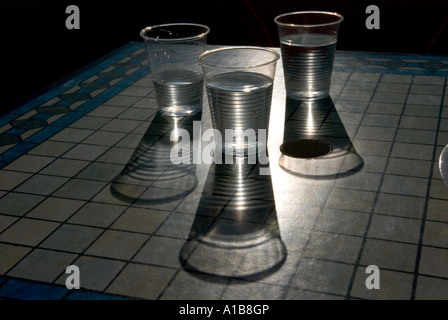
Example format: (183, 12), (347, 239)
(275, 11), (343, 100)
(140, 23), (210, 116)
(199, 47), (280, 156)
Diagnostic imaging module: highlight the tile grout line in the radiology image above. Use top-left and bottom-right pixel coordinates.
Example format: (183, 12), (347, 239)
(344, 72), (415, 300)
(97, 115), (208, 298)
(0, 102), (164, 299)
(0, 63), (163, 297)
(0, 185), (116, 291)
(59, 126), (179, 298)
(1, 47), (447, 300)
(278, 72), (352, 300)
(0, 77), (154, 201)
(341, 72), (386, 299)
(410, 75), (448, 299)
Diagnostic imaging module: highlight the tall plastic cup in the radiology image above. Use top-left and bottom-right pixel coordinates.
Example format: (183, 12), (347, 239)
(274, 11), (343, 100)
(199, 47), (280, 157)
(140, 23), (210, 116)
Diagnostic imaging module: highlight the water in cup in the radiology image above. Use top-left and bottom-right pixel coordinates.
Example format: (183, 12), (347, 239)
(280, 33), (337, 100)
(205, 71), (273, 155)
(153, 69), (204, 116)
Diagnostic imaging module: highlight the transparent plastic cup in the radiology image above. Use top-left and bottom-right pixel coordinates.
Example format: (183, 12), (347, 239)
(140, 23), (210, 116)
(274, 11), (343, 100)
(199, 47), (280, 157)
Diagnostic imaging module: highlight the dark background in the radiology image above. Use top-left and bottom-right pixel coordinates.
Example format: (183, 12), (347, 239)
(1, 0), (447, 115)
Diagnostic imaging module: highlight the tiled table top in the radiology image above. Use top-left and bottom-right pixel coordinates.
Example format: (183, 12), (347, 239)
(0, 42), (448, 300)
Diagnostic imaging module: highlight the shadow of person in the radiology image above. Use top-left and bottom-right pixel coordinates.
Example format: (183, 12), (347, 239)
(110, 111), (201, 205)
(179, 158), (287, 282)
(278, 96), (364, 179)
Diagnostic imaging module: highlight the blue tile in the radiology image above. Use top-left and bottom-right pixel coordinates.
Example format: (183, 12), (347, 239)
(420, 61), (447, 72)
(418, 55), (448, 61)
(110, 42), (143, 60)
(96, 77), (112, 83)
(10, 141), (38, 155)
(43, 44), (141, 93)
(58, 92), (92, 103)
(55, 100), (73, 107)
(114, 76), (137, 88)
(33, 113), (53, 120)
(111, 67), (128, 73)
(0, 134), (21, 148)
(395, 69), (430, 75)
(0, 142), (37, 163)
(74, 43), (141, 80)
(380, 54), (418, 60)
(134, 66), (150, 76)
(51, 112), (85, 127)
(26, 126), (63, 144)
(0, 279), (68, 300)
(74, 99), (103, 113)
(77, 88), (93, 94)
(6, 128), (26, 135)
(65, 290), (128, 300)
(10, 100), (42, 116)
(356, 67), (392, 73)
(73, 67), (106, 82)
(434, 71), (448, 77)
(408, 62), (420, 67)
(95, 86), (124, 99)
(36, 88), (66, 102)
(59, 79), (82, 89)
(0, 113), (19, 127)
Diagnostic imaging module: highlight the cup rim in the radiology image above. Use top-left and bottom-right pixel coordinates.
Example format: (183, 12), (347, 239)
(198, 46), (280, 69)
(140, 23), (210, 42)
(274, 11), (344, 28)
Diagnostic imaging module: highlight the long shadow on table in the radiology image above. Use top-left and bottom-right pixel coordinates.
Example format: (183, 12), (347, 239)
(110, 111), (201, 205)
(279, 97), (364, 179)
(179, 158), (287, 282)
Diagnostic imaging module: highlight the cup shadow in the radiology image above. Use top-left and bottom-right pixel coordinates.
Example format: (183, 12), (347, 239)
(179, 159), (287, 282)
(278, 97), (364, 179)
(110, 111), (201, 205)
